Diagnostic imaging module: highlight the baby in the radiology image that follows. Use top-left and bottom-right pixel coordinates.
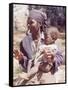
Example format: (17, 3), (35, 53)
(34, 27), (59, 66)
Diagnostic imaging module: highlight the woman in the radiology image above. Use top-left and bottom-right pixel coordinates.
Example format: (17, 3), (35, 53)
(19, 9), (47, 72)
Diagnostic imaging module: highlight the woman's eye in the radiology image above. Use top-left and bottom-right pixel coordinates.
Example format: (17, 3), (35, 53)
(29, 21), (34, 25)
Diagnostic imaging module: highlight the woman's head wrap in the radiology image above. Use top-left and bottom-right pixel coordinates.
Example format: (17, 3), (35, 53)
(29, 9), (47, 24)
(29, 9), (47, 29)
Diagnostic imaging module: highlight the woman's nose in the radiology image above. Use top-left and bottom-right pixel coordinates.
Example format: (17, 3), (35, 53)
(27, 24), (30, 27)
(27, 24), (30, 29)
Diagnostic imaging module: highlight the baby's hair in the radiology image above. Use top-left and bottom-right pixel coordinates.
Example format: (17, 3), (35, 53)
(44, 27), (59, 41)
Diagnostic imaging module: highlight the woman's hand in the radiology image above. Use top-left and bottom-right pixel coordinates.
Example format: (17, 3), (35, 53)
(13, 49), (24, 61)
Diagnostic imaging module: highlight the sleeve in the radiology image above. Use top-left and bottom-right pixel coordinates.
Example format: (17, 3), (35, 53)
(20, 41), (29, 58)
(52, 50), (63, 74)
(55, 50), (63, 66)
(19, 41), (28, 69)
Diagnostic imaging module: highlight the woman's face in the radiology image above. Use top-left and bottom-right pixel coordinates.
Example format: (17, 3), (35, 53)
(27, 18), (40, 36)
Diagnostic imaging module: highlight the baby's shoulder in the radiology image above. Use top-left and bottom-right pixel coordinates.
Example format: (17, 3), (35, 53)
(39, 44), (46, 50)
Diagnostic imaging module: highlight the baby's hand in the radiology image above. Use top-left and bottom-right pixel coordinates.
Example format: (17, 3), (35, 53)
(43, 49), (54, 63)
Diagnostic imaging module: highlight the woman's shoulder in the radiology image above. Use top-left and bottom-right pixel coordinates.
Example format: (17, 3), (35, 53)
(22, 33), (32, 42)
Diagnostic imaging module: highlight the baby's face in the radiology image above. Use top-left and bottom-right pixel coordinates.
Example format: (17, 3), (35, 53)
(44, 34), (54, 45)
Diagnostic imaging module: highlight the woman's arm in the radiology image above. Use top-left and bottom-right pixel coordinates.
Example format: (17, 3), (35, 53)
(27, 62), (40, 78)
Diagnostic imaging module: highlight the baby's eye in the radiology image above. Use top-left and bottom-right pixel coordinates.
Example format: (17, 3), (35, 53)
(52, 49), (56, 52)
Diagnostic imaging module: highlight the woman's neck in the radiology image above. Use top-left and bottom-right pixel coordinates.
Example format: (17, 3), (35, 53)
(32, 34), (39, 40)
(32, 31), (40, 40)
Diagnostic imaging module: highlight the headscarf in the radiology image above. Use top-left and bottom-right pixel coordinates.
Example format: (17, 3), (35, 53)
(29, 9), (47, 31)
(29, 9), (47, 24)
